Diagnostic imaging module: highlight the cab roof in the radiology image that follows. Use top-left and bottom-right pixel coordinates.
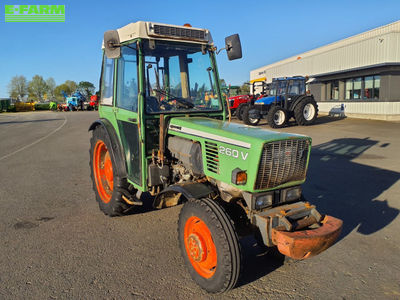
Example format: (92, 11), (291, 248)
(103, 21), (213, 47)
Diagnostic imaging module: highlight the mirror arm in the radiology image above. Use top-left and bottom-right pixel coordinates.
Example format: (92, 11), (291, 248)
(216, 46), (230, 55)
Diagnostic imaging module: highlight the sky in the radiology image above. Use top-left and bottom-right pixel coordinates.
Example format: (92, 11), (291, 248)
(1, 0), (400, 98)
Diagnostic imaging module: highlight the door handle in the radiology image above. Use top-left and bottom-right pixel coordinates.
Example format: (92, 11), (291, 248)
(128, 118), (137, 123)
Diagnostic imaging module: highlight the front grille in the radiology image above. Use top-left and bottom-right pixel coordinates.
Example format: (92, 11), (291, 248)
(205, 141), (219, 174)
(255, 139), (310, 190)
(152, 24), (206, 40)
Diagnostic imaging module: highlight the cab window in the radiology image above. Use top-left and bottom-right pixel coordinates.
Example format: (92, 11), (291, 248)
(100, 55), (114, 106)
(116, 46), (138, 112)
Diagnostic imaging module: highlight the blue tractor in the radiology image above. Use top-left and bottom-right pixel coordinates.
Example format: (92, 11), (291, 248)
(242, 76), (318, 128)
(62, 90), (86, 111)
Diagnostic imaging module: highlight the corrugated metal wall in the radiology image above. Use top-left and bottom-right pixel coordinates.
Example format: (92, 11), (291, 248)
(250, 21), (400, 82)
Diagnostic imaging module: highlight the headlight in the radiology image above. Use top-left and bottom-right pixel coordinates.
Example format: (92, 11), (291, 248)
(281, 186), (302, 203)
(254, 192), (273, 210)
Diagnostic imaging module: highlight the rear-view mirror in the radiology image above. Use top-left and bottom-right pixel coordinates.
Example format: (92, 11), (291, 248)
(104, 30), (121, 59)
(225, 34), (242, 61)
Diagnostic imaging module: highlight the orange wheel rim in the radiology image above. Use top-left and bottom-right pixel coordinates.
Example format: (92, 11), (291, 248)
(184, 216), (217, 278)
(93, 140), (113, 203)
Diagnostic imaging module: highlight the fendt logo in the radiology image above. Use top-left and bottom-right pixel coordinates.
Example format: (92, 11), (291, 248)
(5, 5), (65, 22)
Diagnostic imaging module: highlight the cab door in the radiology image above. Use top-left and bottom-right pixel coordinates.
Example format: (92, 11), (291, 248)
(114, 45), (142, 187)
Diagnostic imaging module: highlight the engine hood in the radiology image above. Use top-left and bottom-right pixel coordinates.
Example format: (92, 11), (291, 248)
(255, 95), (283, 105)
(168, 117), (310, 149)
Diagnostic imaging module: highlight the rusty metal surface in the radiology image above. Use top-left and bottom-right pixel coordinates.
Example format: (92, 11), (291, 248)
(271, 215), (343, 260)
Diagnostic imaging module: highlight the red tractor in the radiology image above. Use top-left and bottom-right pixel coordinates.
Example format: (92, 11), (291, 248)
(88, 95), (99, 111)
(228, 81), (267, 120)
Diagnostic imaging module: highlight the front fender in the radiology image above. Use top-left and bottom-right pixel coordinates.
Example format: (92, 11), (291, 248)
(153, 182), (215, 209)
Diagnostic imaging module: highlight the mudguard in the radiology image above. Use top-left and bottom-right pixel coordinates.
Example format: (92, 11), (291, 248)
(153, 182), (215, 209)
(89, 119), (128, 179)
(289, 95), (313, 111)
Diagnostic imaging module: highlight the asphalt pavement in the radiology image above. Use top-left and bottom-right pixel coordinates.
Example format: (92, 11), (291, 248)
(0, 111), (399, 299)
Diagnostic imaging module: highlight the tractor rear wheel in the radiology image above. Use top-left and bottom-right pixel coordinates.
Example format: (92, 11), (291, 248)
(294, 97), (318, 125)
(89, 126), (133, 216)
(236, 103), (247, 120)
(242, 105), (260, 126)
(267, 105), (288, 128)
(178, 198), (241, 293)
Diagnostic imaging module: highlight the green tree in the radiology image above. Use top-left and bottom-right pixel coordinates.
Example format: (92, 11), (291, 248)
(77, 81), (95, 99)
(28, 75), (47, 101)
(54, 80), (78, 102)
(65, 80), (77, 93)
(8, 75), (28, 100)
(239, 83), (250, 95)
(46, 77), (56, 100)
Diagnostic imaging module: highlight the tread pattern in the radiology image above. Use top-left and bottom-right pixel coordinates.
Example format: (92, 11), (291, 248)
(178, 198), (242, 293)
(242, 105), (260, 126)
(267, 105), (287, 128)
(294, 96), (319, 126)
(89, 125), (132, 217)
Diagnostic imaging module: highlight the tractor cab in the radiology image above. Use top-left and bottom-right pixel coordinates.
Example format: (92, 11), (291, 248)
(255, 76), (307, 106)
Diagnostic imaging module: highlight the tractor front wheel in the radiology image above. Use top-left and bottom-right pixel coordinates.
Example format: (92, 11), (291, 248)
(89, 126), (133, 216)
(178, 198), (241, 293)
(236, 103), (247, 121)
(267, 106), (288, 128)
(242, 105), (260, 126)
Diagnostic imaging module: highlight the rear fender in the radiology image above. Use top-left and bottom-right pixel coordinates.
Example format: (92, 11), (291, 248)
(289, 95), (312, 111)
(89, 119), (128, 179)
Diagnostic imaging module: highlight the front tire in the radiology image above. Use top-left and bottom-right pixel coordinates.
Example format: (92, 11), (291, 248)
(89, 126), (133, 216)
(267, 105), (288, 128)
(242, 105), (260, 126)
(236, 103), (247, 121)
(178, 198), (241, 293)
(294, 97), (318, 125)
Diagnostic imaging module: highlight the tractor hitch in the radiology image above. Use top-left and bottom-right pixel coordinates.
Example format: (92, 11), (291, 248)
(253, 201), (343, 260)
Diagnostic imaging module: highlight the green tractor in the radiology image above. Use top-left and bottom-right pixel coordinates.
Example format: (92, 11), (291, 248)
(89, 21), (343, 293)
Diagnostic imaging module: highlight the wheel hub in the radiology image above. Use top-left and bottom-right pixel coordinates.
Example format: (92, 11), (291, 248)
(93, 140), (114, 203)
(187, 234), (206, 262)
(303, 103), (315, 121)
(184, 216), (217, 278)
(274, 110), (285, 125)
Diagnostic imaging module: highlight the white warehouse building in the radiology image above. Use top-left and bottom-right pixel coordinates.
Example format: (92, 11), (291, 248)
(249, 20), (400, 120)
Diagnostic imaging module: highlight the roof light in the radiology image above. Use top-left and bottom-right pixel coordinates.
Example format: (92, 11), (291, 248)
(183, 23), (192, 27)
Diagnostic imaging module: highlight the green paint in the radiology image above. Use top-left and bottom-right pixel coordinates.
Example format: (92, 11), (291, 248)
(97, 37), (312, 195)
(4, 4), (65, 23)
(4, 5), (14, 14)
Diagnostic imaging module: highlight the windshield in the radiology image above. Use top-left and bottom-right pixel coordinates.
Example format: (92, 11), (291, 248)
(269, 82), (277, 96)
(287, 80), (305, 95)
(142, 41), (222, 114)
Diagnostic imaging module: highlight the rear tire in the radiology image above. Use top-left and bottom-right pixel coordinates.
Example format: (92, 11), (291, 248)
(89, 126), (133, 216)
(242, 105), (260, 126)
(236, 103), (247, 121)
(178, 198), (241, 293)
(267, 105), (288, 128)
(294, 97), (318, 125)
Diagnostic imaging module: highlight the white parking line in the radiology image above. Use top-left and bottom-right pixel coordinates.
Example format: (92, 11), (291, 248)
(0, 114), (68, 162)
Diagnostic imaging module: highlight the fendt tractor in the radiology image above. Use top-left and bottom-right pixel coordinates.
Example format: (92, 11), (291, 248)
(89, 21), (343, 293)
